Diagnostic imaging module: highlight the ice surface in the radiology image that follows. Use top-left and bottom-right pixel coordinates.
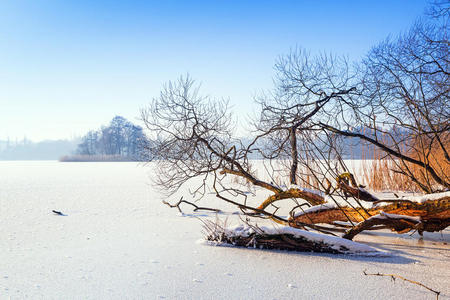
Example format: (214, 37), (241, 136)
(0, 161), (448, 299)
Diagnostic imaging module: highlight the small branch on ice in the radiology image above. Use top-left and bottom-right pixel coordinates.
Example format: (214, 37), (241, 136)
(363, 270), (440, 299)
(163, 197), (221, 214)
(52, 210), (66, 216)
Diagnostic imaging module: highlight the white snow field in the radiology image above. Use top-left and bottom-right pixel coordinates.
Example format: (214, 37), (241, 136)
(0, 161), (448, 299)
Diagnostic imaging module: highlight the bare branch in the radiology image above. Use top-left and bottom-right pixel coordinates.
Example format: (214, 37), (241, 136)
(363, 270), (441, 299)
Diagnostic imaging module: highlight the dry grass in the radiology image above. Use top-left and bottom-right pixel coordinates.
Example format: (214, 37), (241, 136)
(408, 136), (450, 191)
(362, 152), (418, 193)
(360, 135), (449, 193)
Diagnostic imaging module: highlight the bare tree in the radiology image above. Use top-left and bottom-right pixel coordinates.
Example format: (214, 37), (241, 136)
(76, 116), (145, 159)
(321, 17), (449, 193)
(254, 49), (357, 186)
(142, 3), (449, 244)
(141, 76), (337, 232)
(141, 73), (448, 243)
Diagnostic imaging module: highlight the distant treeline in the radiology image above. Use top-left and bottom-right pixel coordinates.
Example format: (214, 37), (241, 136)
(61, 116), (148, 162)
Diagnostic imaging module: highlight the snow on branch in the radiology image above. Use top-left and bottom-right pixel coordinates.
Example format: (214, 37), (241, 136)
(201, 219), (385, 256)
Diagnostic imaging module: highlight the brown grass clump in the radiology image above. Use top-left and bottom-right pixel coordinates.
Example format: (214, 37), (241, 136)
(362, 149), (418, 192)
(407, 135), (450, 192)
(361, 134), (449, 193)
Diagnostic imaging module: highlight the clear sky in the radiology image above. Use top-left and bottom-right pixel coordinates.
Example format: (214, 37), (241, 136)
(0, 0), (429, 141)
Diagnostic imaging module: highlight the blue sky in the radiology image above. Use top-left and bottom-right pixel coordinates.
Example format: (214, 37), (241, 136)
(0, 0), (428, 141)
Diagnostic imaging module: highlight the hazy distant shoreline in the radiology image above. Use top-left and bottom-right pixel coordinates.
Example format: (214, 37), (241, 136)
(59, 155), (140, 162)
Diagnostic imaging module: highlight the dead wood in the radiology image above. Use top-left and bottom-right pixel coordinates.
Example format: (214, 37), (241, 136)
(220, 169), (449, 239)
(338, 181), (380, 202)
(293, 197), (450, 223)
(202, 219), (349, 254)
(291, 195), (450, 238)
(363, 270), (440, 299)
(343, 212), (421, 239)
(257, 188), (325, 210)
(336, 173), (379, 202)
(163, 197), (221, 213)
(221, 166), (326, 209)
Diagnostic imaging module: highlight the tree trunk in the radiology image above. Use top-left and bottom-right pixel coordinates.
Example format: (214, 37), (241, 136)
(289, 126), (298, 185)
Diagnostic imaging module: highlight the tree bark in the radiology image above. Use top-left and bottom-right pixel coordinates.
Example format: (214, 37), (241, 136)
(289, 126), (298, 185)
(291, 196), (450, 239)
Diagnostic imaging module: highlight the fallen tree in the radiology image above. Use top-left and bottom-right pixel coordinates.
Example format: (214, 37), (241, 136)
(142, 2), (449, 251)
(291, 191), (450, 238)
(143, 74), (449, 245)
(291, 178), (450, 238)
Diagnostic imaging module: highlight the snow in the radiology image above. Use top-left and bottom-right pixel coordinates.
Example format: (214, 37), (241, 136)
(406, 191), (450, 203)
(0, 161), (449, 299)
(370, 211), (421, 222)
(293, 202), (338, 217)
(213, 224), (385, 255)
(288, 184), (324, 197)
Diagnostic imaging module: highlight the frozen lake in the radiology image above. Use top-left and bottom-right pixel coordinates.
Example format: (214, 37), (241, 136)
(0, 161), (449, 299)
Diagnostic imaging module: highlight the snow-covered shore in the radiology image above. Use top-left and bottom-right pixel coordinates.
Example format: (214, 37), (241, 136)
(0, 161), (448, 299)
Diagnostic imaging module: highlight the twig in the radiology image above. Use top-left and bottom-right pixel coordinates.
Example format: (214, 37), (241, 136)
(163, 196), (221, 213)
(363, 270), (440, 299)
(52, 210), (66, 216)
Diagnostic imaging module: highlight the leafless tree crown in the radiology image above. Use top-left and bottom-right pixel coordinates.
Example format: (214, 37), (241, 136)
(142, 4), (449, 241)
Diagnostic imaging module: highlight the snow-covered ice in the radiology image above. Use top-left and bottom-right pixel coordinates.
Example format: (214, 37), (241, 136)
(0, 161), (448, 299)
